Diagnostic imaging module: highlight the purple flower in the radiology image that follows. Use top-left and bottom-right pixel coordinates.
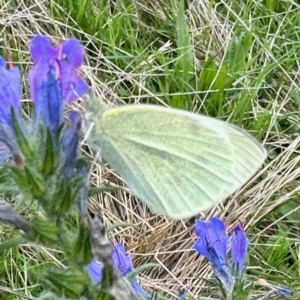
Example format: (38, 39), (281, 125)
(194, 218), (249, 279)
(87, 243), (153, 300)
(231, 225), (249, 276)
(29, 35), (88, 103)
(29, 35), (89, 133)
(194, 218), (245, 294)
(194, 217), (228, 266)
(0, 35), (89, 167)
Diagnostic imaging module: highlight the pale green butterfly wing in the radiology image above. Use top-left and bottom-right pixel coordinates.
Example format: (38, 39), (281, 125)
(84, 100), (266, 219)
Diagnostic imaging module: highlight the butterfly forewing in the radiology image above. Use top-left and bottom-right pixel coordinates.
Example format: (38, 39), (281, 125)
(85, 103), (266, 219)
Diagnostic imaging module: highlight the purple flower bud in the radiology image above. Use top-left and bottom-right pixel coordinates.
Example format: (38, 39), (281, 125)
(0, 148), (11, 163)
(112, 243), (134, 276)
(231, 225), (249, 277)
(270, 284), (294, 298)
(0, 56), (22, 162)
(87, 259), (104, 284)
(194, 218), (235, 295)
(77, 166), (89, 225)
(0, 56), (21, 125)
(178, 289), (187, 300)
(0, 120), (22, 163)
(130, 278), (153, 300)
(60, 112), (81, 178)
(257, 278), (294, 298)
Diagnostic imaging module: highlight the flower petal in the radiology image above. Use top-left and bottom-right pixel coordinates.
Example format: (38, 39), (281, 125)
(29, 35), (89, 109)
(30, 64), (63, 133)
(194, 218), (228, 263)
(60, 39), (84, 68)
(30, 35), (57, 63)
(29, 62), (49, 114)
(59, 60), (89, 103)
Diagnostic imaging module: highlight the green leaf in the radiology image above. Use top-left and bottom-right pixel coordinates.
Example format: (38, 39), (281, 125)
(212, 64), (230, 90)
(176, 0), (193, 73)
(105, 222), (134, 233)
(10, 107), (34, 159)
(224, 31), (253, 73)
(8, 165), (28, 191)
(88, 186), (122, 197)
(42, 268), (86, 298)
(199, 58), (230, 115)
(199, 58), (218, 91)
(280, 201), (300, 222)
(69, 224), (92, 264)
(127, 263), (158, 281)
(94, 289), (115, 300)
(41, 128), (57, 176)
(100, 265), (115, 290)
(29, 216), (59, 245)
(173, 0), (194, 108)
(0, 235), (25, 252)
(49, 177), (81, 216)
(24, 166), (47, 198)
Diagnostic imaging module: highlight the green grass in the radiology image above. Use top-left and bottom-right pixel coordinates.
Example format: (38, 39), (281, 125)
(1, 0), (300, 298)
